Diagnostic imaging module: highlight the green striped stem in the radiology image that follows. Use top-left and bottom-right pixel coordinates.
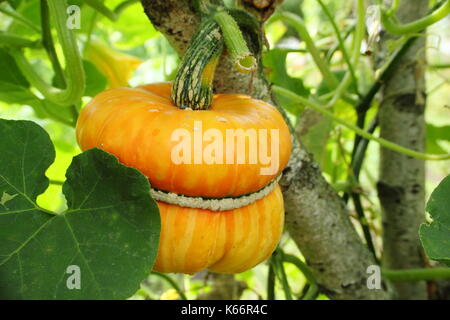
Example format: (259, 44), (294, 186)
(171, 19), (224, 110)
(171, 2), (258, 110)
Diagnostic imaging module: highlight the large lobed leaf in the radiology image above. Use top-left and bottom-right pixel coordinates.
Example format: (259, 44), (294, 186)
(420, 175), (450, 267)
(0, 119), (160, 299)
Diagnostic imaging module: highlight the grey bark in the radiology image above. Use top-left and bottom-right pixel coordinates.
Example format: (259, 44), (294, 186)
(141, 0), (390, 299)
(378, 0), (428, 300)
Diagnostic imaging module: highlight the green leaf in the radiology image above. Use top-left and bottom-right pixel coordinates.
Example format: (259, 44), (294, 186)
(0, 81), (74, 123)
(6, 0), (41, 37)
(420, 175), (450, 267)
(6, 0), (23, 9)
(0, 81), (36, 105)
(0, 49), (29, 87)
(263, 48), (309, 115)
(316, 70), (357, 96)
(426, 124), (450, 155)
(101, 0), (159, 47)
(296, 109), (333, 167)
(83, 60), (107, 97)
(0, 49), (43, 114)
(0, 119), (160, 299)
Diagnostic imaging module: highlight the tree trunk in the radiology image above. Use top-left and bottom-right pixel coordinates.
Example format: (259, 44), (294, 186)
(378, 0), (428, 300)
(141, 0), (390, 299)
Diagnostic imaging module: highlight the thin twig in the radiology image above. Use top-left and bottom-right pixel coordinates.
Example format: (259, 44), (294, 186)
(282, 253), (319, 300)
(151, 272), (188, 300)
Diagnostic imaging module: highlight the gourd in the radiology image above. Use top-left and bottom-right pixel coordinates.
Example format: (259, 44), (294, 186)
(75, 6), (292, 274)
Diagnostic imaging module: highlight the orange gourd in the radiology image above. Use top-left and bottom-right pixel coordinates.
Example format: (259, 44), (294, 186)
(77, 83), (291, 198)
(76, 83), (291, 274)
(76, 14), (292, 274)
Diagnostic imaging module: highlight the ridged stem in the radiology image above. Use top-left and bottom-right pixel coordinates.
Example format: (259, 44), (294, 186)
(283, 253), (319, 300)
(83, 0), (118, 21)
(267, 262), (276, 300)
(381, 0), (450, 35)
(171, 1), (258, 109)
(327, 0), (365, 107)
(151, 272), (188, 300)
(10, 0), (85, 107)
(40, 0), (65, 88)
(77, 0), (138, 21)
(171, 19), (224, 110)
(270, 11), (339, 91)
(212, 8), (256, 73)
(271, 249), (293, 300)
(316, 0), (360, 97)
(383, 267), (450, 282)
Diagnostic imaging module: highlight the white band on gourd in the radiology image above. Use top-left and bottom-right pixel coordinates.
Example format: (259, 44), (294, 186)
(150, 175), (281, 211)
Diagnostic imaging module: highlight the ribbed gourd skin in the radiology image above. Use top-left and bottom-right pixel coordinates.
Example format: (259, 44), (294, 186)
(154, 185), (284, 274)
(76, 82), (291, 274)
(76, 82), (291, 198)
